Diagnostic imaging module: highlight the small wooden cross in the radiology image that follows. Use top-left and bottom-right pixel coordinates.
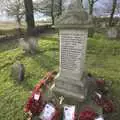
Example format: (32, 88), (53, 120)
(59, 96), (64, 105)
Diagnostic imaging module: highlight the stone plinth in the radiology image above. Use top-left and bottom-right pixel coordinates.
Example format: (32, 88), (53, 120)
(54, 0), (91, 102)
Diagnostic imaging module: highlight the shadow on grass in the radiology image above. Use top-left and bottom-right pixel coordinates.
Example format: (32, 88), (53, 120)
(40, 37), (58, 41)
(0, 40), (18, 52)
(19, 49), (59, 91)
(33, 50), (59, 70)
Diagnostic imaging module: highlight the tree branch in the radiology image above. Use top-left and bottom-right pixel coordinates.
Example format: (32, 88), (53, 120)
(94, 0), (99, 3)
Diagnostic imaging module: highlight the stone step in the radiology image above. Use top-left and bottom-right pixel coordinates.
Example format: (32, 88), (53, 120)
(53, 87), (85, 102)
(55, 81), (85, 94)
(55, 77), (85, 87)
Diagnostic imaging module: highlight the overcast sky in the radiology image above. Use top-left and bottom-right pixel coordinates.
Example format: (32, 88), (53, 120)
(0, 0), (120, 21)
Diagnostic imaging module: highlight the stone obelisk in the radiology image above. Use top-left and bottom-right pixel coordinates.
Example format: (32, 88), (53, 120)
(54, 0), (91, 102)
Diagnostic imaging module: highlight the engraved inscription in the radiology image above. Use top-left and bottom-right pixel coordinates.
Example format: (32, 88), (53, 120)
(60, 30), (87, 72)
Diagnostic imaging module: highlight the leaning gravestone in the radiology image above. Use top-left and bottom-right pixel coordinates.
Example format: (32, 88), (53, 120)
(11, 61), (25, 82)
(53, 0), (92, 102)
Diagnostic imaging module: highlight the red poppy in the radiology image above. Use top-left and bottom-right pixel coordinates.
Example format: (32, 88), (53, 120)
(93, 93), (114, 113)
(79, 107), (97, 120)
(103, 100), (114, 113)
(24, 90), (44, 116)
(52, 107), (60, 120)
(96, 79), (105, 87)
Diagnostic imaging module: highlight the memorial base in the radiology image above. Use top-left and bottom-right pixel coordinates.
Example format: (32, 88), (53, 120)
(52, 76), (103, 115)
(53, 87), (85, 102)
(53, 74), (88, 102)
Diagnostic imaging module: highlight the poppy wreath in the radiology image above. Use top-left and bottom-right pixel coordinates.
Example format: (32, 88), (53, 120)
(93, 93), (114, 113)
(37, 71), (57, 89)
(96, 79), (105, 87)
(24, 71), (57, 117)
(96, 79), (109, 95)
(102, 99), (114, 113)
(93, 92), (104, 106)
(24, 89), (45, 116)
(79, 107), (97, 120)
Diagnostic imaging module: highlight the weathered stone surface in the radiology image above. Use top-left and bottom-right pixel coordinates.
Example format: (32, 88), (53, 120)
(54, 0), (92, 102)
(53, 0), (91, 102)
(107, 27), (118, 39)
(19, 38), (30, 52)
(55, 0), (92, 29)
(53, 29), (88, 101)
(11, 62), (25, 82)
(19, 37), (38, 54)
(53, 75), (102, 114)
(28, 37), (39, 53)
(60, 30), (87, 78)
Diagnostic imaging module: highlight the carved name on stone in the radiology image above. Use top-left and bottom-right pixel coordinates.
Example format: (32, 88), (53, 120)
(60, 29), (88, 76)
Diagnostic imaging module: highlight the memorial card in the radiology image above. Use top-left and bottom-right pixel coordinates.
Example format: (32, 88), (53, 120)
(39, 103), (56, 120)
(63, 105), (75, 120)
(34, 94), (40, 101)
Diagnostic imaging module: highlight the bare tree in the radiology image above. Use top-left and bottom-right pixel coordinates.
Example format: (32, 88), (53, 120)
(24, 0), (35, 36)
(51, 0), (54, 25)
(88, 0), (99, 15)
(109, 0), (117, 26)
(3, 0), (25, 28)
(81, 0), (83, 8)
(34, 0), (62, 25)
(102, 0), (119, 26)
(58, 0), (62, 16)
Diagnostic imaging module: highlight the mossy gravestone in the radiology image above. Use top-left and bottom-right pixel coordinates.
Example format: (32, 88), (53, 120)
(11, 62), (25, 82)
(19, 37), (38, 54)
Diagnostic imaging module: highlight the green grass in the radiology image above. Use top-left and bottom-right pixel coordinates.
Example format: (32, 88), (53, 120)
(87, 34), (120, 80)
(0, 36), (59, 120)
(86, 34), (120, 119)
(0, 34), (120, 119)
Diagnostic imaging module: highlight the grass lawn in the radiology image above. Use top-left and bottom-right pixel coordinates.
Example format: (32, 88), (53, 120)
(0, 34), (120, 119)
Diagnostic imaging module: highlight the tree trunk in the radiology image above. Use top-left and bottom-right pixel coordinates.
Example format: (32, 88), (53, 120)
(51, 14), (55, 25)
(89, 0), (94, 16)
(81, 0), (83, 8)
(58, 0), (62, 16)
(16, 16), (21, 37)
(51, 0), (54, 25)
(109, 0), (117, 27)
(17, 16), (21, 28)
(24, 0), (35, 36)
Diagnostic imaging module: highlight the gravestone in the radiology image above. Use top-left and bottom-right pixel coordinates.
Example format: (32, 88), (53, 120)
(107, 27), (117, 39)
(53, 0), (92, 102)
(19, 37), (38, 54)
(11, 61), (25, 82)
(19, 38), (30, 52)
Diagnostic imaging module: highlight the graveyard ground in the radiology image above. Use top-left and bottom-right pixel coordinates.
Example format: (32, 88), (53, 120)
(0, 34), (120, 120)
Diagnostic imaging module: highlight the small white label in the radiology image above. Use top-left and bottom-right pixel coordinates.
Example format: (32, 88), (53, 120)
(95, 116), (104, 120)
(95, 92), (102, 99)
(63, 105), (75, 120)
(34, 94), (40, 101)
(40, 104), (56, 120)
